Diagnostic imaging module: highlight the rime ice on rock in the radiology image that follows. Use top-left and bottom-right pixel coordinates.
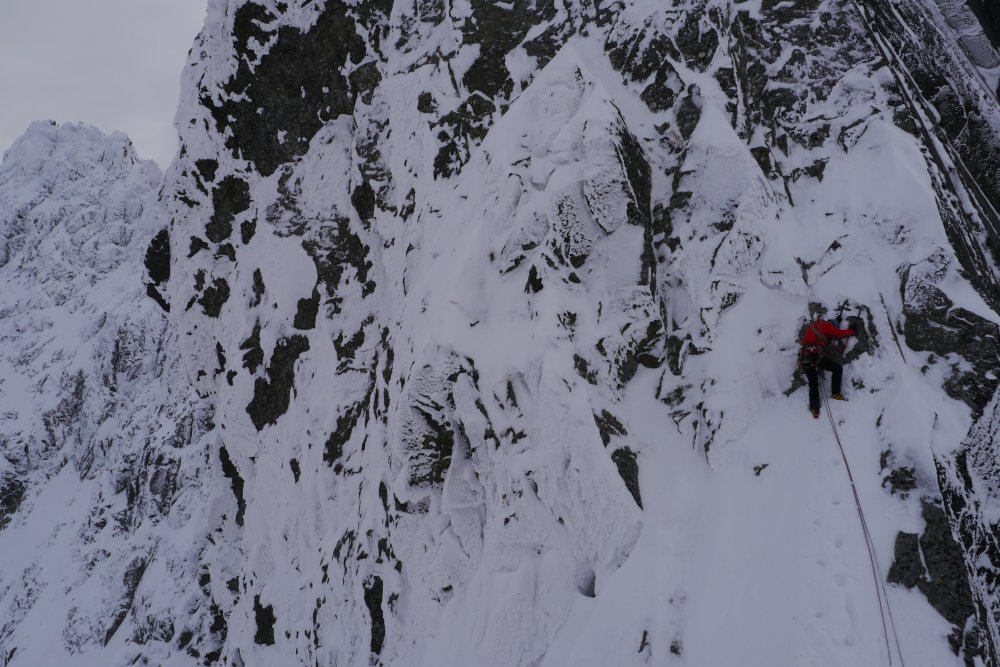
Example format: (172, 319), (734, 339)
(0, 121), (215, 665)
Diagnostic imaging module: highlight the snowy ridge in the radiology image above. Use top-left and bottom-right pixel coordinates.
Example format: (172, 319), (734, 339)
(3, 0), (1000, 664)
(0, 122), (214, 666)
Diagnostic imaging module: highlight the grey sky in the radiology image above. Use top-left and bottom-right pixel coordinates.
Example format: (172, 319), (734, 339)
(1, 0), (207, 168)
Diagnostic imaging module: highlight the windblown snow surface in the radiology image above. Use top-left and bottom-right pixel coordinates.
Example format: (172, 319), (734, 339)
(4, 0), (1000, 665)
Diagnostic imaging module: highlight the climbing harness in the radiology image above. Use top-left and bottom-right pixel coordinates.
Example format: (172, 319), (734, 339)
(821, 378), (907, 667)
(798, 321), (829, 368)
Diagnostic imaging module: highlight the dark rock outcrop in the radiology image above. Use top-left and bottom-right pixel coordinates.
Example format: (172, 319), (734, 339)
(889, 501), (981, 659)
(246, 335), (310, 430)
(203, 2), (365, 177)
(901, 257), (1000, 417)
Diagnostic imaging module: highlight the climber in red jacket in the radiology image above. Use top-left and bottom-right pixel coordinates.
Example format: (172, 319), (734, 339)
(801, 318), (856, 418)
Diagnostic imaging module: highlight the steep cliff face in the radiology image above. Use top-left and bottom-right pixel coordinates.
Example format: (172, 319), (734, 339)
(152, 0), (1000, 663)
(4, 0), (1000, 664)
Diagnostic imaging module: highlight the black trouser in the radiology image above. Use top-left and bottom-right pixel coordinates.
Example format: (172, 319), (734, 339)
(804, 356), (842, 412)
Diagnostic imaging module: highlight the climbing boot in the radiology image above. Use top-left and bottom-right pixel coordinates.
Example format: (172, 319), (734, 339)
(811, 408), (820, 419)
(831, 393), (847, 401)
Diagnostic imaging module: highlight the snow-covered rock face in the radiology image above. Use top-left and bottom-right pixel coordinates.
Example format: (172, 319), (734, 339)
(0, 120), (162, 510)
(0, 122), (216, 665)
(150, 0), (1000, 663)
(6, 0), (1000, 664)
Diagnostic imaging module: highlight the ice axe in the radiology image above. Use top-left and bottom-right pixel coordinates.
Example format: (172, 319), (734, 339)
(834, 299), (850, 325)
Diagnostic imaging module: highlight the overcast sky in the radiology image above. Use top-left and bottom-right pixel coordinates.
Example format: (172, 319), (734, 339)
(1, 0), (208, 168)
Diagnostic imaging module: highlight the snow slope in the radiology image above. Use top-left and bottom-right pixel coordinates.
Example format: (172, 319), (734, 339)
(4, 0), (1000, 665)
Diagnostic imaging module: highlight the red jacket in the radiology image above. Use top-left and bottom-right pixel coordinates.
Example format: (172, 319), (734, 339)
(802, 320), (855, 355)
